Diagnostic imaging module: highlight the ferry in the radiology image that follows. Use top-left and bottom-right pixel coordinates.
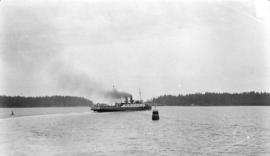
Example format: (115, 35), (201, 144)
(91, 95), (152, 112)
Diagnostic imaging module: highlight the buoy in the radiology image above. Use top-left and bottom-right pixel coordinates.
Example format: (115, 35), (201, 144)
(152, 109), (159, 120)
(152, 103), (159, 120)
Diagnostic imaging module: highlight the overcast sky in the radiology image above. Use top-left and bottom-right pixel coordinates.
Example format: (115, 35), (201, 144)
(0, 0), (270, 102)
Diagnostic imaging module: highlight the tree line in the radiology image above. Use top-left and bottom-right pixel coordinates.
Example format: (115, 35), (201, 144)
(0, 95), (93, 108)
(151, 92), (270, 106)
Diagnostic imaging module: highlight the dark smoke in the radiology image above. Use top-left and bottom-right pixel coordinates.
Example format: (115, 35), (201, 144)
(55, 69), (103, 96)
(104, 89), (132, 99)
(51, 61), (132, 100)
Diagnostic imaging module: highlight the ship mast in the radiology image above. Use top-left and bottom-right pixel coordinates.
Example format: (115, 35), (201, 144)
(139, 88), (142, 101)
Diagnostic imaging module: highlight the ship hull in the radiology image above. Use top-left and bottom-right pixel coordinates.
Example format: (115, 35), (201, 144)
(91, 105), (152, 112)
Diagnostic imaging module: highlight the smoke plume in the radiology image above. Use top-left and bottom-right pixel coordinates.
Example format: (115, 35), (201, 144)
(51, 61), (132, 100)
(104, 89), (132, 99)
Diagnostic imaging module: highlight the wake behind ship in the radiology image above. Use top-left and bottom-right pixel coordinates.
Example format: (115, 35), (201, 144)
(91, 95), (151, 112)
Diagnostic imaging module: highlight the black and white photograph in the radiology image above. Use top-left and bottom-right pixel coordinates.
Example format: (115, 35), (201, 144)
(0, 0), (270, 155)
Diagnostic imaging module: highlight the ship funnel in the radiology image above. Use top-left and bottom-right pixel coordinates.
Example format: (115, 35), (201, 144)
(125, 96), (128, 104)
(130, 95), (134, 104)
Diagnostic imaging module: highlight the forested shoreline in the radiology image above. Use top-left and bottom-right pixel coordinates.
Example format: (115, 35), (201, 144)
(1, 92), (269, 108)
(151, 92), (270, 106)
(0, 96), (93, 108)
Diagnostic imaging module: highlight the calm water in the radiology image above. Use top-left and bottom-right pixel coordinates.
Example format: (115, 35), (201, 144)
(0, 106), (270, 156)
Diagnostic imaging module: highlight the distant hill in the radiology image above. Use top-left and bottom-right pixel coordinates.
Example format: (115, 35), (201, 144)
(0, 96), (93, 108)
(150, 92), (270, 106)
